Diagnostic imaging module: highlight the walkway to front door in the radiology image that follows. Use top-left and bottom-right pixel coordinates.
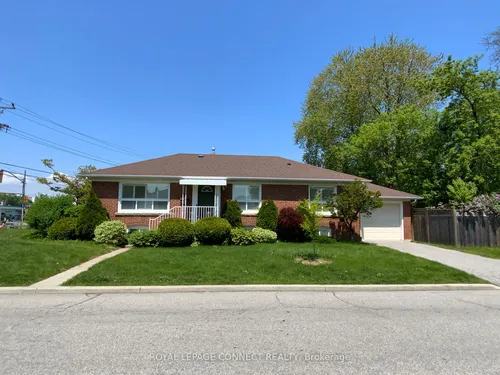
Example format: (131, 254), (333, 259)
(375, 241), (500, 285)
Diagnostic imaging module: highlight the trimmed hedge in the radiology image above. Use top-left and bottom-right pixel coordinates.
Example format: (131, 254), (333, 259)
(252, 227), (277, 243)
(128, 230), (160, 247)
(256, 200), (278, 231)
(194, 217), (231, 245)
(76, 190), (109, 240)
(231, 228), (256, 246)
(25, 195), (74, 236)
(94, 221), (128, 247)
(47, 217), (78, 240)
(277, 207), (308, 242)
(223, 200), (243, 228)
(158, 218), (195, 247)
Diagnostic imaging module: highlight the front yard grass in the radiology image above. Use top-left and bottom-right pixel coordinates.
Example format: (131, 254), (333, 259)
(432, 244), (500, 260)
(65, 242), (485, 286)
(0, 229), (114, 286)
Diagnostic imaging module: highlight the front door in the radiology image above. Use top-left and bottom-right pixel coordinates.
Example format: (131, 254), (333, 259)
(197, 185), (215, 207)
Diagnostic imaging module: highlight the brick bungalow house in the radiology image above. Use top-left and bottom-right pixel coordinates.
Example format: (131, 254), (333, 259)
(85, 153), (421, 241)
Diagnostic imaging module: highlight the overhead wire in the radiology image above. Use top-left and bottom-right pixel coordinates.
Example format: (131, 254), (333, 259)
(7, 110), (145, 158)
(0, 97), (145, 157)
(5, 127), (118, 166)
(0, 162), (52, 174)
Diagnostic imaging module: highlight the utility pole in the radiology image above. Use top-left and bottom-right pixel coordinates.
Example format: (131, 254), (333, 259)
(0, 124), (10, 132)
(0, 102), (15, 114)
(0, 170), (27, 224)
(21, 170), (26, 224)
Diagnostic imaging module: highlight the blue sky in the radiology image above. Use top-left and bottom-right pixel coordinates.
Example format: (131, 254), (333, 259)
(1, 0), (499, 196)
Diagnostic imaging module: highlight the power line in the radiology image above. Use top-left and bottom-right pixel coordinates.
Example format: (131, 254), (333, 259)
(9, 110), (143, 158)
(0, 162), (52, 174)
(5, 128), (118, 166)
(0, 97), (145, 157)
(3, 169), (46, 180)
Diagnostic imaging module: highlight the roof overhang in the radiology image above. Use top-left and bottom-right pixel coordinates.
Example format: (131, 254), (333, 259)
(180, 178), (227, 186)
(81, 174), (371, 183)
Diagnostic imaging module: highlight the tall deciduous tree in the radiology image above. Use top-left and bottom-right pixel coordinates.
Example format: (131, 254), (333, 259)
(483, 26), (500, 68)
(36, 159), (96, 204)
(430, 56), (500, 197)
(294, 35), (441, 171)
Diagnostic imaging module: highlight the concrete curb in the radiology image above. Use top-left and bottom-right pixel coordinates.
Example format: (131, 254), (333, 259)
(0, 284), (498, 294)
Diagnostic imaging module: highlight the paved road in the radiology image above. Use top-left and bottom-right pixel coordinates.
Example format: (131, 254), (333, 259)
(376, 241), (500, 285)
(1, 291), (500, 375)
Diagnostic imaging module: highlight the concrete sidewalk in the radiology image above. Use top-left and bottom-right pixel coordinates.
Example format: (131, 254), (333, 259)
(30, 247), (130, 288)
(376, 241), (500, 285)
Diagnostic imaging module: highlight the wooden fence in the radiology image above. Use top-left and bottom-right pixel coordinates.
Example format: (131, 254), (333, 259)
(412, 209), (500, 247)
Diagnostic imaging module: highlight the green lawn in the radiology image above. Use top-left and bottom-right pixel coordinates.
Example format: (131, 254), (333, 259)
(432, 244), (500, 260)
(0, 229), (114, 286)
(65, 242), (485, 286)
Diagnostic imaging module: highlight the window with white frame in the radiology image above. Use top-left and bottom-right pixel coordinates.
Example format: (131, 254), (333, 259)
(232, 185), (261, 212)
(120, 183), (170, 212)
(309, 186), (336, 213)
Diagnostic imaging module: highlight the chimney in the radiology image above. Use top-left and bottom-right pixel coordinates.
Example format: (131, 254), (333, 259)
(211, 147), (216, 154)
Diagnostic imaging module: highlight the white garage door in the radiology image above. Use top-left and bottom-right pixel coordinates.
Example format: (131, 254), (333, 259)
(361, 202), (402, 241)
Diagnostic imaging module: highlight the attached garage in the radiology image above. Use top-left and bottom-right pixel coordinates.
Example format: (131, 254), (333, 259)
(361, 201), (403, 241)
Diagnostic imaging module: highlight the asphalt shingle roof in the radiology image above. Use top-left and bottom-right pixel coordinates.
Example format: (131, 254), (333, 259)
(89, 153), (363, 181)
(88, 153), (421, 198)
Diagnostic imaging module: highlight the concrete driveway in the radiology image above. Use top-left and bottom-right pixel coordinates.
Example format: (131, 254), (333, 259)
(376, 241), (500, 285)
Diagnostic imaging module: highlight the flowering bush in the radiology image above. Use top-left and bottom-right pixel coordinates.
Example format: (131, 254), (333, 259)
(94, 221), (127, 247)
(230, 228), (256, 246)
(251, 227), (277, 243)
(461, 194), (500, 215)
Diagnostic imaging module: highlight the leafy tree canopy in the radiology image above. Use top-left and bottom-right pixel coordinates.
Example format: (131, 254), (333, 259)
(36, 159), (96, 204)
(294, 34), (441, 171)
(483, 26), (500, 68)
(295, 34), (499, 206)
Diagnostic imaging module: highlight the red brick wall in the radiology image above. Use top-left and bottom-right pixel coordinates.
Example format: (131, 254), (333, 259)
(261, 184), (308, 210)
(93, 181), (183, 229)
(403, 201), (412, 240)
(93, 181), (119, 217)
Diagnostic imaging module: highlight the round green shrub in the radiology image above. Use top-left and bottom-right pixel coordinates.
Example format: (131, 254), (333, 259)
(26, 195), (74, 236)
(128, 230), (160, 247)
(47, 217), (78, 240)
(252, 227), (277, 243)
(94, 221), (127, 247)
(231, 228), (256, 246)
(158, 218), (195, 247)
(194, 217), (231, 245)
(76, 190), (109, 240)
(223, 200), (243, 228)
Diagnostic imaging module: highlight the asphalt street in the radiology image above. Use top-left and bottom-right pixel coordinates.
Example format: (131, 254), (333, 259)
(1, 290), (500, 375)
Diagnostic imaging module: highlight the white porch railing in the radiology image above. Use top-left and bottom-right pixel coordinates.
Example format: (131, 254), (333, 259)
(149, 206), (217, 229)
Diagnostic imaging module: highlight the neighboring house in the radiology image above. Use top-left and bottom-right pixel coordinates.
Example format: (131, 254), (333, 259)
(84, 153), (421, 241)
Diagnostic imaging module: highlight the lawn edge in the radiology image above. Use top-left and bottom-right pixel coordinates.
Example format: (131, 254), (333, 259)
(0, 284), (498, 294)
